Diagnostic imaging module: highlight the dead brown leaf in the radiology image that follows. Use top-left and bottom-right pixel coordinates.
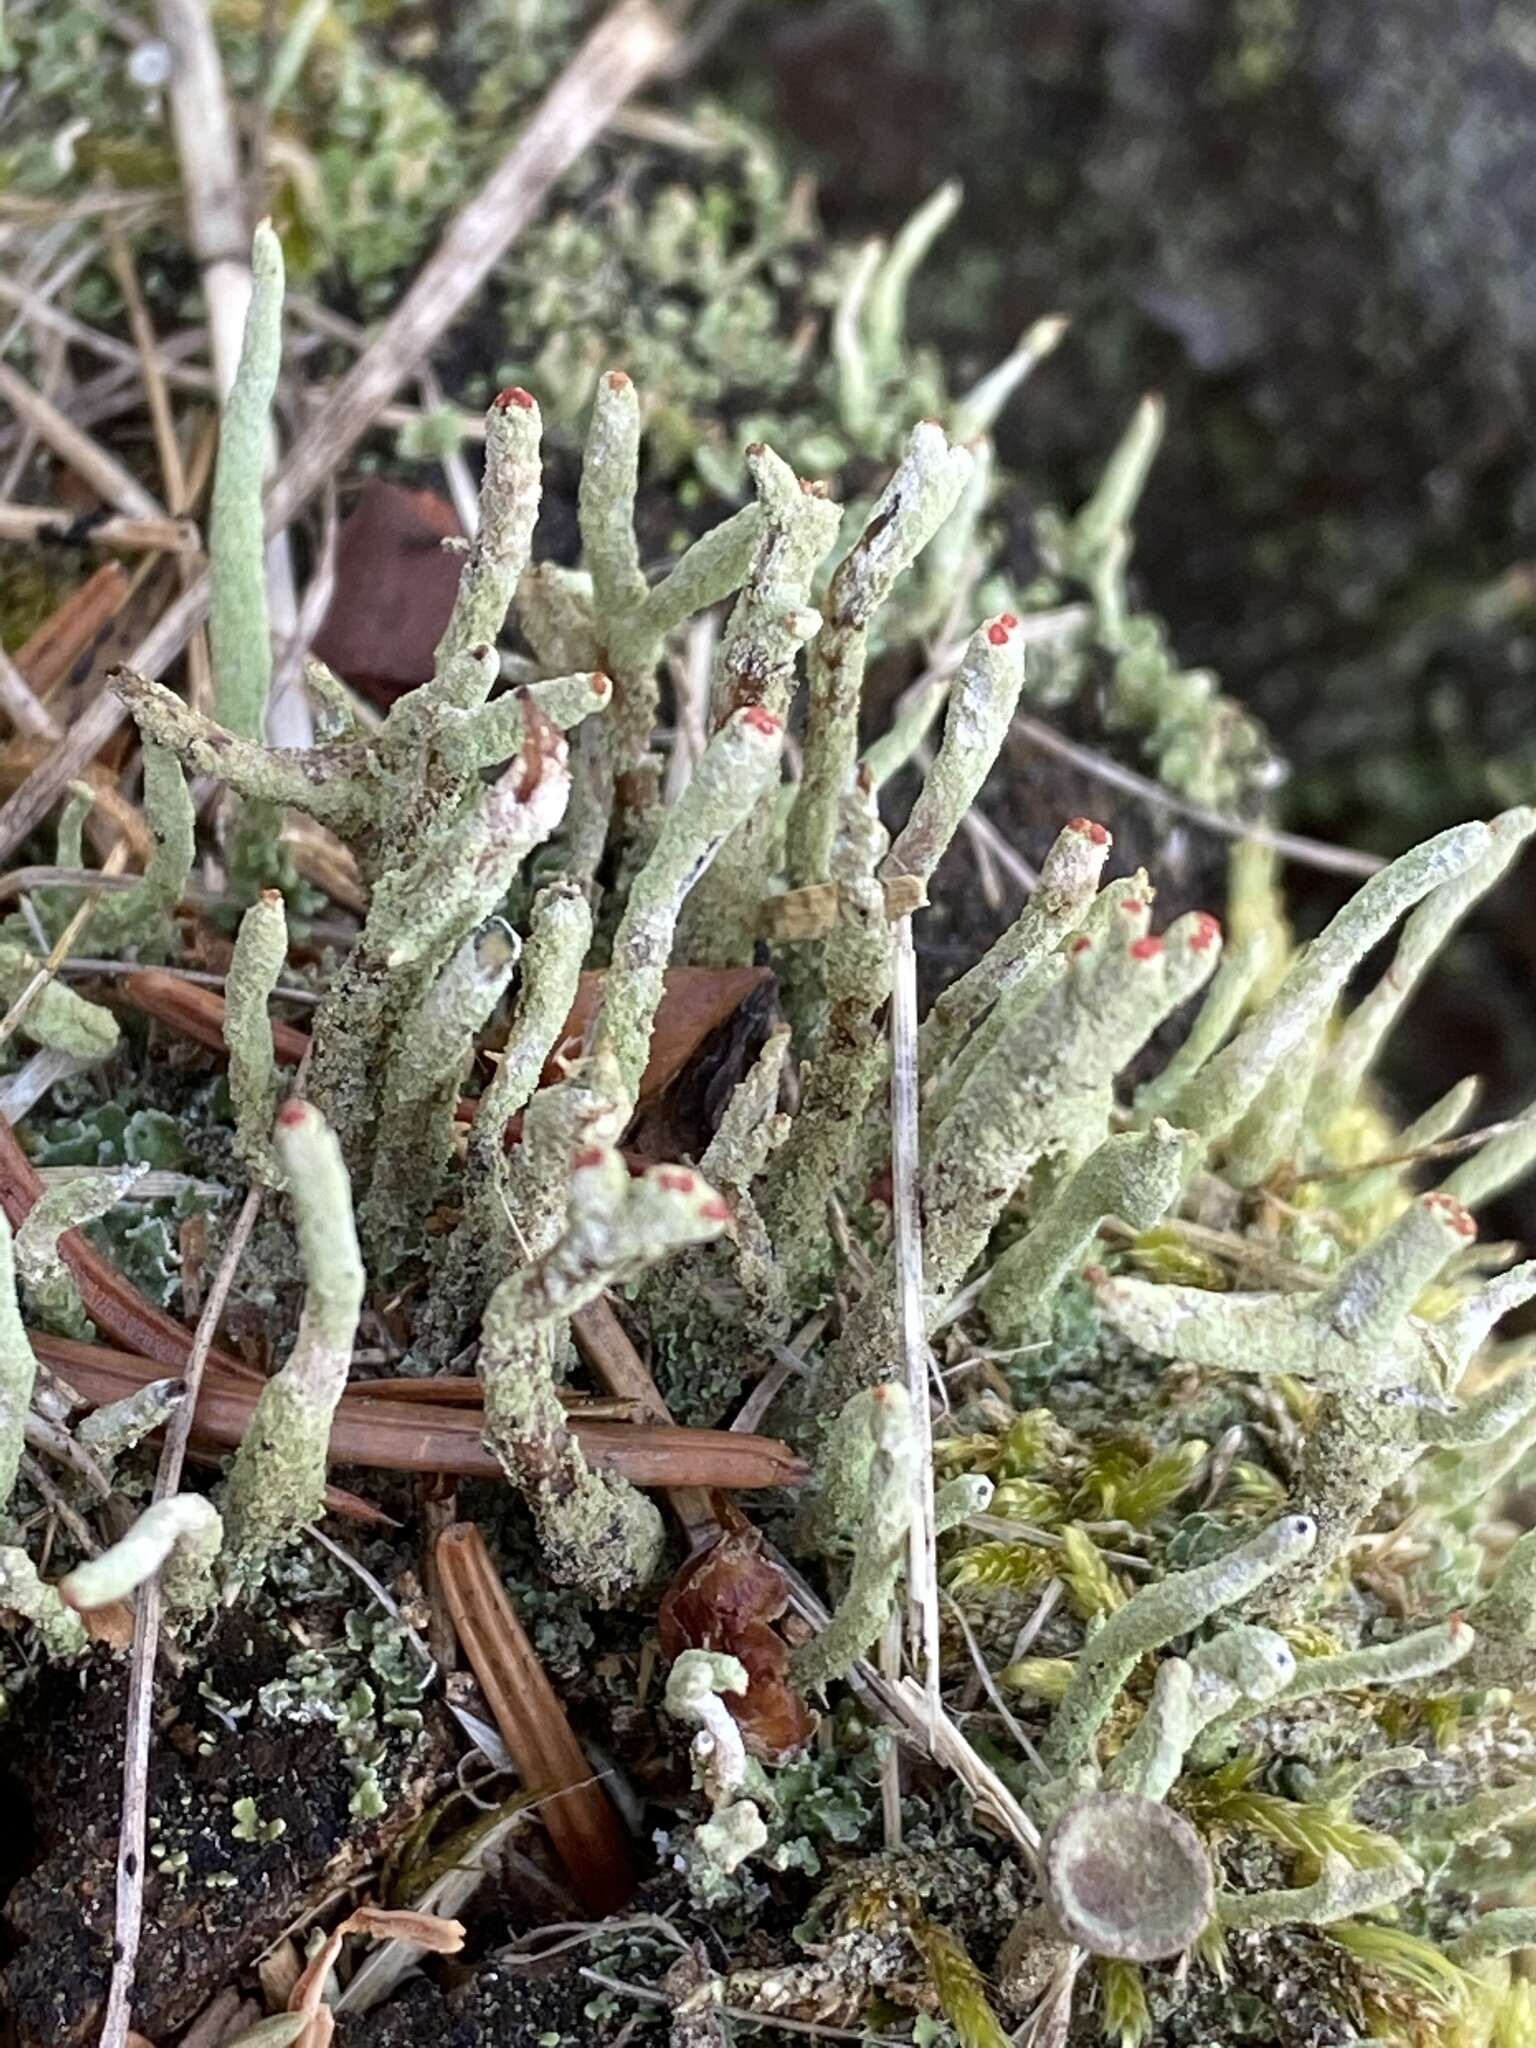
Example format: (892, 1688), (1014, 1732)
(659, 1509), (816, 1761)
(311, 481), (464, 706)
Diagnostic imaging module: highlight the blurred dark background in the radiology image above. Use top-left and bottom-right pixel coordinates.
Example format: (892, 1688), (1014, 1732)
(705, 0), (1536, 1175)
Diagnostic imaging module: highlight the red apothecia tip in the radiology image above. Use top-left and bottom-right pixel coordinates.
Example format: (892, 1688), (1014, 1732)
(1068, 817), (1110, 845)
(657, 1168), (696, 1194)
(277, 1099), (307, 1127)
(493, 386), (535, 410)
(1070, 935), (1093, 955)
(572, 1145), (606, 1170)
(1191, 912), (1222, 950)
(1425, 1192), (1477, 1237)
(987, 619), (1013, 646)
(1130, 935), (1163, 960)
(605, 370), (631, 390)
(741, 706), (782, 737)
(1120, 898), (1145, 915)
(700, 1197), (732, 1224)
(592, 674), (610, 695)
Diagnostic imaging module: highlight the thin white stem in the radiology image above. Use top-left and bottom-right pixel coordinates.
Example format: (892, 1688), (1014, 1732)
(890, 915), (942, 1734)
(98, 1181), (261, 2048)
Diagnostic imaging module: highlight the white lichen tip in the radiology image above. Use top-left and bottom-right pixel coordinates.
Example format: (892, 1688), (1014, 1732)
(60, 1493), (223, 1617)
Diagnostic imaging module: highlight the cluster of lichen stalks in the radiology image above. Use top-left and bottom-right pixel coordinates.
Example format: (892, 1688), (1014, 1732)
(1, 224), (1535, 2045)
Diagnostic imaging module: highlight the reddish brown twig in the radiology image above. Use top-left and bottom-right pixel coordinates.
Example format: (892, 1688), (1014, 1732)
(32, 1336), (388, 1526)
(7, 560), (130, 701)
(119, 968), (311, 1065)
(573, 1296), (715, 1544)
(33, 1334), (810, 1492)
(116, 965), (773, 1118)
(437, 1520), (637, 1913)
(0, 1118), (260, 1382)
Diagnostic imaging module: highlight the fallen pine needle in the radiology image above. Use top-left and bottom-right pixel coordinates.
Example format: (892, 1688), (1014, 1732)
(437, 1520), (638, 1915)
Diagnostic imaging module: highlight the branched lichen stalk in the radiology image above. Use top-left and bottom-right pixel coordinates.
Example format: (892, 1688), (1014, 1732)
(787, 422), (973, 895)
(1218, 1851), (1420, 1932)
(1092, 1191), (1480, 1393)
(1458, 1527), (1536, 1686)
(1447, 1910), (1536, 1964)
(363, 917), (521, 1267)
(307, 705), (571, 1184)
(77, 1376), (184, 1464)
(981, 1119), (1198, 1342)
(1193, 1619), (1475, 1762)
(0, 1547), (87, 1659)
(1445, 1087), (1536, 1211)
(424, 880), (593, 1346)
(918, 816), (1111, 1084)
(1412, 1774), (1536, 1850)
(1132, 928), (1271, 1128)
(578, 371), (651, 777)
(1040, 1513), (1316, 1771)
(112, 671), (374, 838)
(589, 705), (783, 1109)
(1171, 822), (1492, 1148)
(0, 941), (118, 1060)
(89, 743), (195, 953)
(1108, 1628), (1297, 1802)
(1095, 1191), (1500, 1612)
(431, 386), (544, 686)
(684, 445), (840, 961)
(921, 863), (1145, 1145)
(812, 908), (1221, 1422)
(366, 708), (572, 971)
(16, 1163), (149, 1335)
(478, 1150), (729, 1601)
(881, 613), (1027, 887)
(1308, 805), (1535, 1134)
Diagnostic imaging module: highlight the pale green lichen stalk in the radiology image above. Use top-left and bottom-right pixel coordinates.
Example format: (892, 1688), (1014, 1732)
(0, 1212), (36, 1510)
(222, 1100), (364, 1579)
(664, 1650), (774, 1897)
(791, 1383), (920, 1693)
(478, 1148), (730, 1602)
(0, 1548), (87, 1659)
(1040, 1513), (1317, 1773)
(16, 1163), (148, 1336)
(0, 942), (118, 1060)
(981, 1119), (1197, 1343)
(224, 888), (288, 1184)
(59, 1493), (222, 1621)
(209, 220), (283, 743)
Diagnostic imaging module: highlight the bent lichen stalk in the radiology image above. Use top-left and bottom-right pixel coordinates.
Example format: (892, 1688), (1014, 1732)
(478, 1148), (731, 1603)
(222, 1099), (365, 1581)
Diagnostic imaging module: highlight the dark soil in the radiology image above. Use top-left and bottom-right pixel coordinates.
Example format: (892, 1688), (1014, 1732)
(333, 1956), (619, 2047)
(0, 1615), (452, 2048)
